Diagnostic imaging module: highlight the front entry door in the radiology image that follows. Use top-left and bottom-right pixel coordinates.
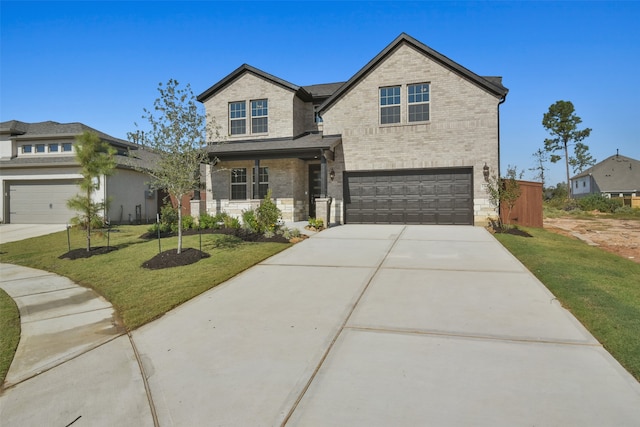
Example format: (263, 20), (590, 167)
(308, 164), (322, 218)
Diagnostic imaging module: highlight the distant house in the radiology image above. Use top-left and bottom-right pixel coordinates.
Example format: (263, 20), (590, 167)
(571, 152), (640, 199)
(197, 33), (508, 225)
(0, 120), (158, 224)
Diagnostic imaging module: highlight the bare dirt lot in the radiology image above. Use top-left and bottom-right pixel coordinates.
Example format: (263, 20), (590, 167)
(544, 217), (640, 263)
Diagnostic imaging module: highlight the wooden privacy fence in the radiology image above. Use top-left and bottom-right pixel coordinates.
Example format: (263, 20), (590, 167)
(500, 180), (543, 228)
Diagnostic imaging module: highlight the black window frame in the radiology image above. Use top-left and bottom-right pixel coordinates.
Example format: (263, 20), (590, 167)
(252, 167), (269, 199)
(231, 168), (247, 200)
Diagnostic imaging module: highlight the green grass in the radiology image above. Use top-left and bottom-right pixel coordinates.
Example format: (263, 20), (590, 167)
(495, 227), (640, 381)
(0, 225), (291, 384)
(0, 288), (21, 387)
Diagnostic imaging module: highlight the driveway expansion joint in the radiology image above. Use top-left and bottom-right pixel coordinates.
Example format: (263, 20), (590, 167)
(344, 325), (603, 347)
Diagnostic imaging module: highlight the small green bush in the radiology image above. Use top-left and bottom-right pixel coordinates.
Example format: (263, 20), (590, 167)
(308, 217), (324, 229)
(280, 227), (301, 239)
(198, 213), (217, 229)
(223, 214), (241, 229)
(182, 214), (195, 230)
(242, 209), (259, 232)
(256, 190), (282, 233)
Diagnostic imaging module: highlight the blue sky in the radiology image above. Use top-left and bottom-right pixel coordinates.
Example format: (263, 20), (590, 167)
(2, 1), (639, 186)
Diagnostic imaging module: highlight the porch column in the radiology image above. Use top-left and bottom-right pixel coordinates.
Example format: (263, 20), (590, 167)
(254, 159), (260, 199)
(320, 150), (327, 197)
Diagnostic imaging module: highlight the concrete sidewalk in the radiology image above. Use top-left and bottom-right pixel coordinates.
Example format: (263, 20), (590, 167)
(1, 225), (639, 426)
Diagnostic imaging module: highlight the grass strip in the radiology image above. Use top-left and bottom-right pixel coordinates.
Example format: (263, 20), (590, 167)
(0, 288), (21, 386)
(495, 227), (640, 381)
(1, 225), (291, 385)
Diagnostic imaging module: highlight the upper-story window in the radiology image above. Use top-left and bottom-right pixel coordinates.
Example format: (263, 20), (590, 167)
(62, 143), (73, 152)
(380, 86), (401, 124)
(408, 83), (430, 122)
(35, 144), (46, 153)
(22, 145), (32, 154)
(49, 143), (59, 153)
(251, 99), (268, 133)
(230, 101), (247, 135)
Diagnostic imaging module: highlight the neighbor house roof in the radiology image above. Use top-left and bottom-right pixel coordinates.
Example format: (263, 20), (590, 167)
(197, 64), (314, 103)
(572, 153), (640, 193)
(0, 120), (137, 151)
(206, 132), (341, 161)
(318, 32), (509, 115)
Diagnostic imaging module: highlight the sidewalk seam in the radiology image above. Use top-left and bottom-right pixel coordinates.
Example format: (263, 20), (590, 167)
(128, 333), (160, 427)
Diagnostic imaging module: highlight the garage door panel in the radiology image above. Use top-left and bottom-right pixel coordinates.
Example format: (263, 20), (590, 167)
(8, 180), (80, 224)
(344, 168), (473, 225)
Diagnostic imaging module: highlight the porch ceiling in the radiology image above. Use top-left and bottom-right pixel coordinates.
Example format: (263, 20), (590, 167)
(207, 133), (342, 161)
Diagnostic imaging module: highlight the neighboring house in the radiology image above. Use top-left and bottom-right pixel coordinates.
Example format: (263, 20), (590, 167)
(571, 152), (640, 199)
(197, 33), (508, 225)
(0, 120), (158, 224)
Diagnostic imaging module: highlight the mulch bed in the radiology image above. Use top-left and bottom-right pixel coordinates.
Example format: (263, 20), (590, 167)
(141, 248), (211, 270)
(140, 227), (290, 244)
(492, 227), (533, 237)
(59, 246), (118, 260)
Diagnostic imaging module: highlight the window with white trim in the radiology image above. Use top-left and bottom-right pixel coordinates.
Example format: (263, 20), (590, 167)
(408, 83), (430, 122)
(35, 144), (45, 153)
(49, 143), (59, 153)
(252, 167), (269, 199)
(62, 143), (73, 152)
(231, 168), (247, 200)
(251, 99), (268, 133)
(380, 86), (401, 124)
(22, 145), (32, 154)
(229, 101), (246, 135)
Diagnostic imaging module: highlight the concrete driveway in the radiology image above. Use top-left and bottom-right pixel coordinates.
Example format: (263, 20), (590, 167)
(1, 225), (639, 426)
(0, 224), (67, 244)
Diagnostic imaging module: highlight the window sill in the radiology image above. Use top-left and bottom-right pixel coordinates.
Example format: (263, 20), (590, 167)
(379, 121), (430, 128)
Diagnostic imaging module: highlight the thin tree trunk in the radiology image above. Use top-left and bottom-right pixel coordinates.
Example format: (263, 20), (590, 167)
(564, 140), (571, 200)
(86, 187), (91, 252)
(177, 198), (183, 254)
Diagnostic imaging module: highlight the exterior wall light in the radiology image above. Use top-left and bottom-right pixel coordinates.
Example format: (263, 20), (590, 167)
(330, 168), (336, 181)
(483, 163), (490, 182)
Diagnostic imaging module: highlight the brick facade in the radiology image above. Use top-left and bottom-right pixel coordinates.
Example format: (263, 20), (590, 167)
(198, 34), (507, 226)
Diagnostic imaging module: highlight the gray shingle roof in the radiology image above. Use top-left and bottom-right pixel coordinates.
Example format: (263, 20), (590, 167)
(302, 82), (346, 98)
(572, 153), (640, 193)
(0, 120), (137, 151)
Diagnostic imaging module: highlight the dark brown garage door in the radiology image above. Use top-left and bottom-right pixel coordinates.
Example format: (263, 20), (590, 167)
(344, 168), (473, 225)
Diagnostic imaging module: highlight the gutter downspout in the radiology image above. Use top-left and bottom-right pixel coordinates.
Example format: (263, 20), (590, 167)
(497, 93), (507, 222)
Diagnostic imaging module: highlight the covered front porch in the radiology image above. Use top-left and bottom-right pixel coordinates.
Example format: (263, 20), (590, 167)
(202, 133), (342, 223)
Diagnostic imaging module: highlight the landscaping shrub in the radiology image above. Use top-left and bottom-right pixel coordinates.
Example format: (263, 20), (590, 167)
(181, 214), (195, 230)
(256, 190), (282, 233)
(308, 217), (324, 229)
(198, 213), (218, 229)
(242, 209), (259, 233)
(578, 194), (623, 213)
(222, 214), (241, 229)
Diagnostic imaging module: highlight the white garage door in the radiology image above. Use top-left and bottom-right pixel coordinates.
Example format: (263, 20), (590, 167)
(9, 180), (80, 224)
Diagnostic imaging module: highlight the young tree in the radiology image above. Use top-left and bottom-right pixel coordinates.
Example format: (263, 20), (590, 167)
(542, 100), (592, 198)
(569, 142), (596, 174)
(130, 79), (217, 254)
(529, 148), (548, 186)
(485, 165), (522, 230)
(67, 131), (116, 251)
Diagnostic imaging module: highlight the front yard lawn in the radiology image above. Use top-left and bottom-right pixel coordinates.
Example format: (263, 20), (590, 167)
(0, 225), (291, 384)
(495, 227), (640, 381)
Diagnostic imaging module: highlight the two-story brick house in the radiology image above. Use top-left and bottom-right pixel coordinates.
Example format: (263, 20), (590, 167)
(197, 33), (508, 225)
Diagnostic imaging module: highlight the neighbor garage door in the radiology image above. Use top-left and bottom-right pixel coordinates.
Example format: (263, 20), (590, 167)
(344, 168), (473, 225)
(8, 180), (80, 224)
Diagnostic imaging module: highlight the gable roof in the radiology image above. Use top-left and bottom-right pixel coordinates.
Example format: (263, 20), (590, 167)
(197, 64), (313, 103)
(318, 33), (509, 115)
(572, 153), (640, 193)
